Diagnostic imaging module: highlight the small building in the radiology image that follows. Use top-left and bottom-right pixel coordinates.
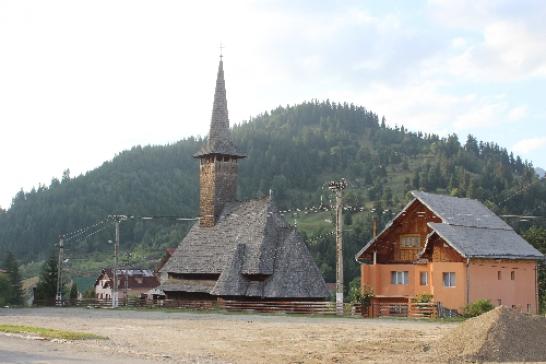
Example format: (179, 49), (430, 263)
(94, 268), (159, 301)
(158, 56), (329, 301)
(355, 191), (544, 314)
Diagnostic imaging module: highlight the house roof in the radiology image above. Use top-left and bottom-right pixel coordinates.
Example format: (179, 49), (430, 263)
(160, 197), (329, 299)
(412, 191), (512, 229)
(95, 268), (159, 290)
(356, 191), (544, 261)
(423, 223), (544, 260)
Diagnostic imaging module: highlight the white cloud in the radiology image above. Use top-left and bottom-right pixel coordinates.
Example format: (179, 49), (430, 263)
(507, 106), (528, 121)
(428, 2), (546, 81)
(450, 37), (467, 49)
(513, 137), (546, 154)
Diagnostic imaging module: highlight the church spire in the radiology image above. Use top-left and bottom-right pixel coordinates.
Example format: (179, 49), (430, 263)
(196, 55), (245, 227)
(194, 57), (245, 158)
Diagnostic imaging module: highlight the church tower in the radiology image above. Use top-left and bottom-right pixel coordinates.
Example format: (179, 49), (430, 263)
(194, 57), (245, 227)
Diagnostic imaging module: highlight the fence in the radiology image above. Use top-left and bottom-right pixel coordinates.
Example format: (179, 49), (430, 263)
(37, 298), (441, 318)
(370, 302), (439, 318)
(219, 299), (336, 315)
(41, 298), (335, 314)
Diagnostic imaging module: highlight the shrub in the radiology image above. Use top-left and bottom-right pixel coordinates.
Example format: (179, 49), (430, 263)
(463, 299), (494, 318)
(347, 278), (374, 308)
(412, 293), (433, 303)
(360, 285), (374, 308)
(347, 278), (362, 304)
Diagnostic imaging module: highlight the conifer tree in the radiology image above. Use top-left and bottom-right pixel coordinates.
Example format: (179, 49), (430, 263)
(0, 275), (10, 306)
(69, 282), (78, 304)
(3, 252), (23, 305)
(35, 253), (59, 305)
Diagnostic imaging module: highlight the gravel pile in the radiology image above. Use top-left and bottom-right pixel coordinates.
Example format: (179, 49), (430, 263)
(434, 306), (546, 363)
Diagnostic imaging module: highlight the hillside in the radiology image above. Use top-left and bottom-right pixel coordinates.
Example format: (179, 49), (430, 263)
(1, 101), (545, 286)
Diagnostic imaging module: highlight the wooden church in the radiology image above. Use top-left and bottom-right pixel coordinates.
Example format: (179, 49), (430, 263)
(159, 57), (329, 301)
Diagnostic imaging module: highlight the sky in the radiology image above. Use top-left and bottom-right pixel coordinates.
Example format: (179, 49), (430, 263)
(1, 0), (546, 209)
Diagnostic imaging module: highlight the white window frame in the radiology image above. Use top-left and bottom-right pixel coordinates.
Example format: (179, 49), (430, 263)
(391, 271), (409, 285)
(419, 271), (429, 286)
(443, 272), (456, 287)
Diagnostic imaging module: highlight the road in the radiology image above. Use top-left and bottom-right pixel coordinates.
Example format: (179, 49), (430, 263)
(0, 307), (456, 363)
(0, 335), (162, 364)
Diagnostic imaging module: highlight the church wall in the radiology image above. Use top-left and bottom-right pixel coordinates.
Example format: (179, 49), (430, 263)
(199, 156), (238, 227)
(213, 156), (238, 216)
(199, 157), (216, 227)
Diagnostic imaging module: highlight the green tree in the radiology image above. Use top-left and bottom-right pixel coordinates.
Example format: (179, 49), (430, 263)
(523, 226), (546, 312)
(69, 282), (78, 304)
(35, 253), (59, 305)
(2, 252), (23, 305)
(0, 274), (10, 306)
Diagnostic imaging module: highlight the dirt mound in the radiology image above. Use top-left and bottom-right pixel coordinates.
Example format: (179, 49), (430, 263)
(434, 306), (546, 363)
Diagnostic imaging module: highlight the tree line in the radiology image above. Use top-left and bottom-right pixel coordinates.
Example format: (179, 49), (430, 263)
(0, 100), (545, 304)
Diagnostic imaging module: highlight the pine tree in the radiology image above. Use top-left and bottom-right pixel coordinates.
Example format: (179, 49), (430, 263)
(0, 275), (10, 306)
(3, 252), (23, 305)
(35, 253), (59, 305)
(69, 282), (78, 304)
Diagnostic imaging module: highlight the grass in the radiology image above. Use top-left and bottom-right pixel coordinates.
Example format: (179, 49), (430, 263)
(0, 324), (107, 340)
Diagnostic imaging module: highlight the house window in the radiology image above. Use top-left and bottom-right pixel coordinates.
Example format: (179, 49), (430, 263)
(527, 304), (531, 312)
(511, 271), (515, 280)
(400, 235), (420, 248)
(498, 271), (502, 280)
(391, 271), (409, 285)
(420, 271), (428, 286)
(443, 272), (456, 287)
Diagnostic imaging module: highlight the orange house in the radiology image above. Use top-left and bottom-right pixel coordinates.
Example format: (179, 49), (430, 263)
(355, 191), (544, 314)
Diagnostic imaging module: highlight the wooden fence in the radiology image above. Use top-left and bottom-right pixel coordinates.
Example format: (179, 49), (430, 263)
(370, 302), (439, 318)
(408, 302), (439, 318)
(46, 298), (336, 315)
(218, 299), (336, 315)
(40, 299), (440, 318)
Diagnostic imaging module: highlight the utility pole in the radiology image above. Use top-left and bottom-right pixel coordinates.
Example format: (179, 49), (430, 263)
(111, 215), (127, 308)
(124, 252), (132, 306)
(56, 236), (64, 306)
(328, 178), (346, 316)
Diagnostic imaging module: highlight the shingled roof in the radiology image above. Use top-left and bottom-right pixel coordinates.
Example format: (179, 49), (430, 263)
(423, 223), (543, 260)
(160, 197), (330, 299)
(356, 191), (544, 261)
(412, 191), (511, 229)
(193, 59), (245, 159)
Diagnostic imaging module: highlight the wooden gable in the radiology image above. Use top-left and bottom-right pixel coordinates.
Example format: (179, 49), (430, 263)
(421, 233), (464, 263)
(361, 199), (441, 263)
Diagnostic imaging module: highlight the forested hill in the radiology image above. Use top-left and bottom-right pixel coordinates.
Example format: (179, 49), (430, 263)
(1, 100), (545, 264)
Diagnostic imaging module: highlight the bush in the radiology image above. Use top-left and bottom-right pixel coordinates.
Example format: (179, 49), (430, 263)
(412, 293), (433, 303)
(360, 285), (374, 308)
(463, 299), (494, 318)
(347, 278), (374, 308)
(347, 278), (362, 304)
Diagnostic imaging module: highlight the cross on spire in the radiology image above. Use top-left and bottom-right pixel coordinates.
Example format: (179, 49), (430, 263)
(220, 43), (224, 60)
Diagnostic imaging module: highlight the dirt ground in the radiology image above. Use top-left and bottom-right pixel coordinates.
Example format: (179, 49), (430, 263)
(0, 307), (458, 363)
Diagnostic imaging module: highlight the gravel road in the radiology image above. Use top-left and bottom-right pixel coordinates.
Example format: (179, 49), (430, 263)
(0, 307), (457, 363)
